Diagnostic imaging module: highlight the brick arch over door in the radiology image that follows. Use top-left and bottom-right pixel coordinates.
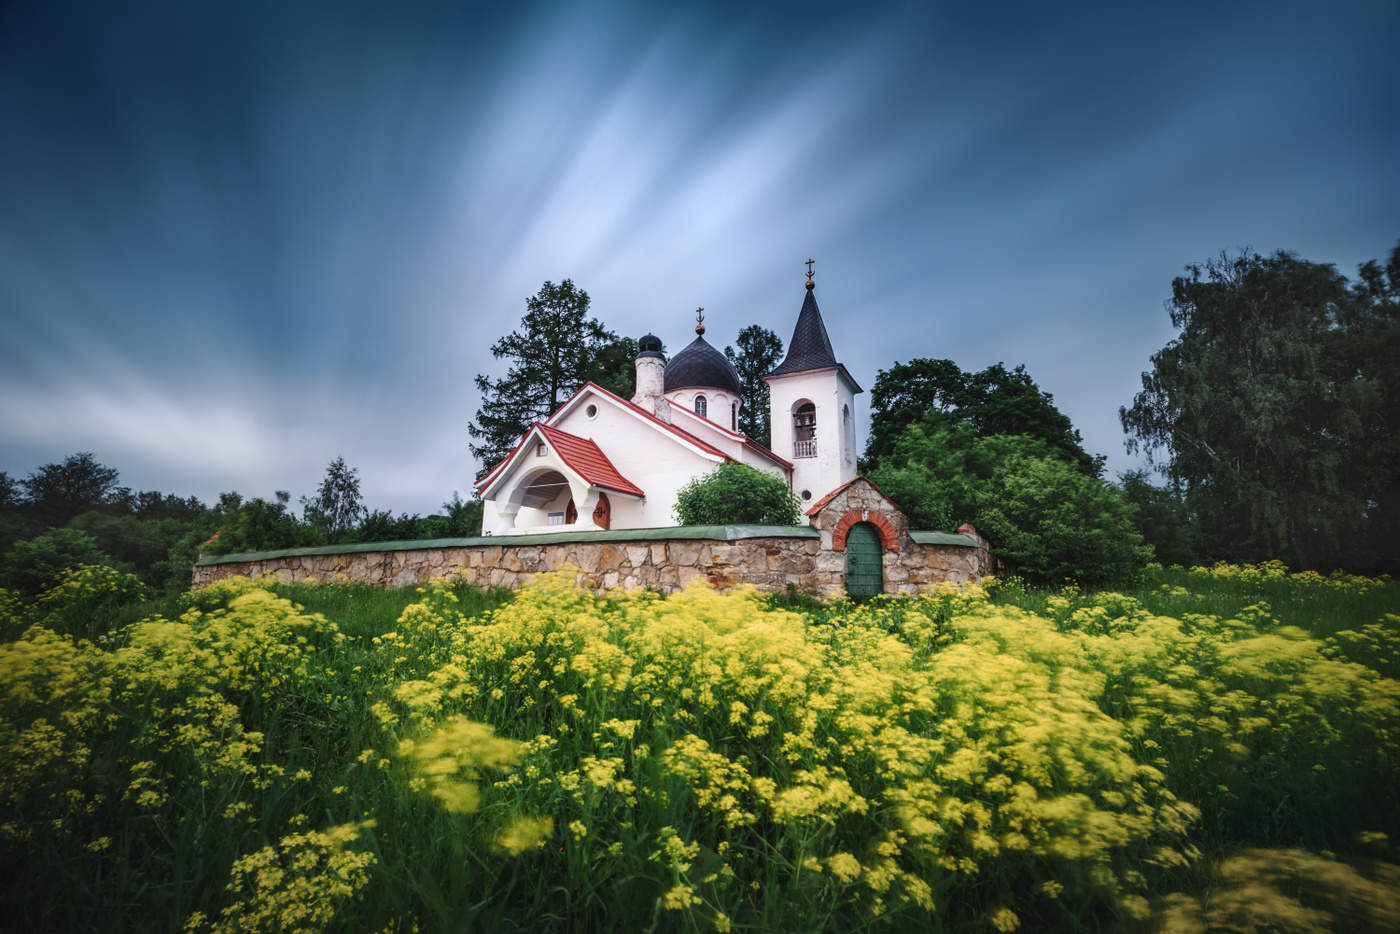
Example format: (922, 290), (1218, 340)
(831, 508), (899, 552)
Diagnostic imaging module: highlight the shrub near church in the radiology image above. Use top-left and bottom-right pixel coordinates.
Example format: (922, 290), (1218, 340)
(673, 462), (800, 526)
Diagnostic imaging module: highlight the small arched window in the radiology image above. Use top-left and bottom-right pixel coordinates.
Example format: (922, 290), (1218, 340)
(694, 395), (707, 418)
(793, 401), (816, 458)
(843, 404), (853, 462)
(731, 401), (738, 431)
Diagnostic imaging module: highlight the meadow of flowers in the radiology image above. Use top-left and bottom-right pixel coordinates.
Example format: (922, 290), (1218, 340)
(1, 562), (1398, 931)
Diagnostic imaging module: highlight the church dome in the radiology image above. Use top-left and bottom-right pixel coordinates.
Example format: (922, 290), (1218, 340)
(664, 335), (742, 395)
(637, 333), (664, 357)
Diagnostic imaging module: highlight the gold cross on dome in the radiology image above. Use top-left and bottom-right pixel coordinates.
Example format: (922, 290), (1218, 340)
(805, 258), (815, 279)
(695, 307), (705, 335)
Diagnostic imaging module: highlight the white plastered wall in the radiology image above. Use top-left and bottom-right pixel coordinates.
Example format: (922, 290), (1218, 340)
(665, 388), (741, 432)
(765, 367), (858, 518)
(551, 390), (725, 527)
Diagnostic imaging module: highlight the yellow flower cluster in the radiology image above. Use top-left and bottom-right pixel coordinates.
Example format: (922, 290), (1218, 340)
(398, 716), (524, 814)
(2, 564), (1396, 930)
(186, 820), (377, 933)
(0, 576), (368, 927)
(1178, 559), (1390, 594)
(375, 571), (1241, 925)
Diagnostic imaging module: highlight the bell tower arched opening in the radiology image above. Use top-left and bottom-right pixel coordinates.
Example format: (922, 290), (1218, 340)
(792, 400), (816, 458)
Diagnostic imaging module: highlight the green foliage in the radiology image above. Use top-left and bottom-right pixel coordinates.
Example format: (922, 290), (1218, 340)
(355, 509), (427, 543)
(724, 325), (784, 445)
(469, 280), (634, 470)
(301, 456), (366, 544)
(870, 425), (1150, 583)
(0, 513), (36, 558)
(1117, 470), (1199, 568)
(0, 472), (18, 509)
(351, 493), (483, 543)
(128, 490), (205, 522)
(17, 451), (122, 525)
(975, 453), (1152, 583)
(0, 453), (486, 594)
(865, 360), (1101, 474)
(1122, 244), (1400, 572)
(434, 491), (484, 537)
(202, 491), (320, 556)
(0, 528), (113, 596)
(69, 511), (195, 589)
(673, 461), (800, 526)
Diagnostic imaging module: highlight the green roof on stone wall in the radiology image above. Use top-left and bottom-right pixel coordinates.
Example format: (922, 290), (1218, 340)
(908, 531), (982, 548)
(194, 525), (984, 567)
(193, 525), (820, 566)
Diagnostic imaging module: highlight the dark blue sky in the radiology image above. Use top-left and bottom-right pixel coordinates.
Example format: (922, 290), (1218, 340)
(3, 0), (1396, 514)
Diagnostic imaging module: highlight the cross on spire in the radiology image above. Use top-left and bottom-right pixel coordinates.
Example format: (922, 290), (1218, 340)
(805, 258), (815, 289)
(695, 306), (705, 335)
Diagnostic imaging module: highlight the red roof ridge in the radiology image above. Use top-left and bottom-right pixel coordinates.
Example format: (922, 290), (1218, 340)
(474, 420), (545, 491)
(478, 381), (740, 495)
(667, 404), (794, 470)
(741, 438), (794, 470)
(574, 382), (730, 460)
(475, 421), (645, 499)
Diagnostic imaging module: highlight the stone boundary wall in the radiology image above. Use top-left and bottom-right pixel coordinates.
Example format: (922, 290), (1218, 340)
(192, 525), (990, 599)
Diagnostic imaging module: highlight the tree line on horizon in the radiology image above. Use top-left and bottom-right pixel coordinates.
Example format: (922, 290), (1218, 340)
(0, 453), (483, 596)
(3, 239), (1395, 594)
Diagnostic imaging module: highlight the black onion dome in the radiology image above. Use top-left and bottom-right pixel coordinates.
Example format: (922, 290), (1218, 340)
(637, 333), (664, 357)
(767, 287), (840, 377)
(664, 335), (742, 394)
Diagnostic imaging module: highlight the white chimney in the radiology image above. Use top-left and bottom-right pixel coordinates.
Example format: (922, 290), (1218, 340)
(631, 334), (670, 422)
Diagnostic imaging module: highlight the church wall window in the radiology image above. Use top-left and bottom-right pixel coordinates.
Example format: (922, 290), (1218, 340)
(793, 401), (817, 458)
(843, 404), (853, 463)
(695, 395), (707, 418)
(731, 402), (738, 431)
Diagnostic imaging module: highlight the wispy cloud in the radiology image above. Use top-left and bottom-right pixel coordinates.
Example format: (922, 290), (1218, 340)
(2, 0), (1396, 510)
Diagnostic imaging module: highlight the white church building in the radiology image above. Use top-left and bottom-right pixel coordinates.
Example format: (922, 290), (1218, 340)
(475, 269), (861, 534)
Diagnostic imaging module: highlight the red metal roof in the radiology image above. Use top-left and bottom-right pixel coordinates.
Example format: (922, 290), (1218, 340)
(474, 425), (534, 492)
(740, 438), (794, 471)
(534, 424), (645, 498)
(478, 381), (787, 495)
(667, 402), (795, 471)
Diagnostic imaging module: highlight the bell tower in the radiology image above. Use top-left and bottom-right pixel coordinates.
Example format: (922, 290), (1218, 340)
(763, 261), (862, 518)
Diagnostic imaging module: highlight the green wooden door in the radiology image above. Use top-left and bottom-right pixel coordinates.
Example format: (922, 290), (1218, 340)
(845, 523), (883, 598)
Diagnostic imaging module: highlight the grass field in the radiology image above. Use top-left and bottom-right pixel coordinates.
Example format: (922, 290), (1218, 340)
(1, 563), (1397, 931)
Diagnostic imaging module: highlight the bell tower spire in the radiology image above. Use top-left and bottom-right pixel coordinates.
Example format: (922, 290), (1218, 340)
(762, 261), (863, 518)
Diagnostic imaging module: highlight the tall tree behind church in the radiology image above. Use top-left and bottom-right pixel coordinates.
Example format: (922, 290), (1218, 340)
(1121, 244), (1400, 571)
(469, 280), (635, 470)
(724, 325), (783, 447)
(863, 360), (1100, 475)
